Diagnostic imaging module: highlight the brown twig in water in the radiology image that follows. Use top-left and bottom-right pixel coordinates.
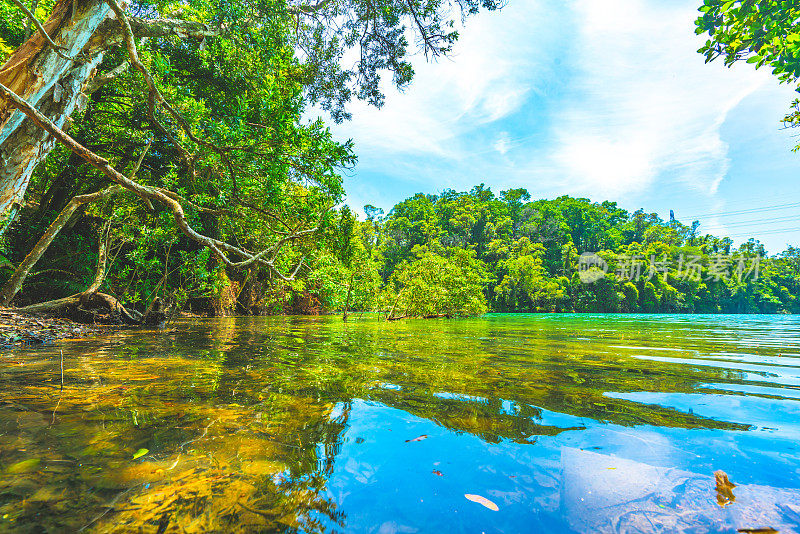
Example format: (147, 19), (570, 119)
(51, 349), (64, 425)
(237, 501), (273, 518)
(78, 484), (140, 532)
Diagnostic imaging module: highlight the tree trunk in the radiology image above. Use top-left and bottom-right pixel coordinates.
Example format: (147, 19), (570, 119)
(0, 184), (123, 306)
(0, 0), (111, 235)
(342, 272), (353, 321)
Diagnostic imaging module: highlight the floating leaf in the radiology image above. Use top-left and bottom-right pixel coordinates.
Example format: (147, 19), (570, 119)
(715, 470), (736, 507)
(464, 493), (499, 511)
(133, 448), (150, 460)
(6, 458), (40, 474)
(405, 434), (427, 443)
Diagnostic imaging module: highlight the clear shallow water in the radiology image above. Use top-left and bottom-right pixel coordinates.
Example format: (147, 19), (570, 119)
(1, 314), (800, 532)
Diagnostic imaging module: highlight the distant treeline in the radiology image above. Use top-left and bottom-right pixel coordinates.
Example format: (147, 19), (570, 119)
(321, 186), (798, 316)
(5, 185), (798, 317)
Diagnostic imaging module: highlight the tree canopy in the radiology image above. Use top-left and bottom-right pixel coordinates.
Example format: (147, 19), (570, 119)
(0, 0), (501, 318)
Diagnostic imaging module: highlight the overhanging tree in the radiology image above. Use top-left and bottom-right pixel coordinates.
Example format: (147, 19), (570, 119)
(0, 0), (503, 310)
(695, 0), (800, 148)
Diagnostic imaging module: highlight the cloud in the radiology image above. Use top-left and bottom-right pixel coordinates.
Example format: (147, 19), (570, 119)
(541, 0), (772, 199)
(325, 0), (799, 253)
(494, 132), (512, 155)
(324, 0), (556, 158)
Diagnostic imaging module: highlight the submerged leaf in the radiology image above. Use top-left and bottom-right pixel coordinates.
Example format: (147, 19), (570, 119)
(464, 493), (499, 511)
(715, 470), (736, 507)
(133, 448), (150, 460)
(6, 458), (41, 474)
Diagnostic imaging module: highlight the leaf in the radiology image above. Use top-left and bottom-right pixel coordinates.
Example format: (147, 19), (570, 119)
(714, 470), (736, 507)
(405, 434), (427, 442)
(133, 448), (150, 460)
(464, 493), (499, 511)
(6, 458), (41, 474)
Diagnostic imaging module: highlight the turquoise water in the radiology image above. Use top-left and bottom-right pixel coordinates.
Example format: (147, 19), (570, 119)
(1, 314), (800, 532)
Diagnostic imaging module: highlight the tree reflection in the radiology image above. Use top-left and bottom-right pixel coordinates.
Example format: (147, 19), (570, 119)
(0, 315), (770, 532)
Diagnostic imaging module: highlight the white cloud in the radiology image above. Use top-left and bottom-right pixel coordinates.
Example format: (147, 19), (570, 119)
(324, 0), (555, 158)
(494, 132), (512, 155)
(327, 0), (799, 249)
(543, 0), (777, 199)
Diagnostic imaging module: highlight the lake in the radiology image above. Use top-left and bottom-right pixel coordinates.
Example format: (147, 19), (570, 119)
(1, 314), (800, 533)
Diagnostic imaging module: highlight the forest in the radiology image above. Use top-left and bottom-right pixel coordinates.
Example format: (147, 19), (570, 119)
(0, 0), (798, 321)
(4, 178), (800, 317)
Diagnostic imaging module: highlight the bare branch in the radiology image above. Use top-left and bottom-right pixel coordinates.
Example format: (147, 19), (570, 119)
(0, 184), (124, 305)
(84, 59), (129, 93)
(7, 0), (76, 60)
(25, 0), (40, 38)
(96, 15), (221, 43)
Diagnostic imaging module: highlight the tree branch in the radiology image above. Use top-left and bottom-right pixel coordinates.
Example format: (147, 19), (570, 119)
(93, 15), (221, 49)
(0, 80), (318, 282)
(8, 0), (75, 60)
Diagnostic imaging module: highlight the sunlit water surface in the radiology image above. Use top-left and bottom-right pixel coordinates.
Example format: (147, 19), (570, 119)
(2, 314), (800, 533)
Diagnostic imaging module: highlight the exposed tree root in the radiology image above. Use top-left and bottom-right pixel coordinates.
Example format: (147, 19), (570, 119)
(12, 214), (169, 326)
(18, 292), (140, 324)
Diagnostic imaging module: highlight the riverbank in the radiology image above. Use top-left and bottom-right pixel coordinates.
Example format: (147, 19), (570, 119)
(0, 308), (114, 347)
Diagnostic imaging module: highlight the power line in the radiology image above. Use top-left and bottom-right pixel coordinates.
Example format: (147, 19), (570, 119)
(701, 214), (800, 230)
(725, 226), (800, 238)
(677, 201), (800, 221)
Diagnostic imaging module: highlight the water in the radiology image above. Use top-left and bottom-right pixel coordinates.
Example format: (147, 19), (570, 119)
(1, 314), (800, 533)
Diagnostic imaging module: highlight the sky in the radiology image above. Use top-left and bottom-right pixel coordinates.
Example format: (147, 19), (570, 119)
(322, 0), (800, 254)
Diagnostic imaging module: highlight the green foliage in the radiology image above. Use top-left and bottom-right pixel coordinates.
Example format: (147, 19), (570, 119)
(369, 186), (800, 315)
(695, 0), (800, 148)
(386, 245), (489, 318)
(3, 0), (797, 317)
(494, 238), (567, 312)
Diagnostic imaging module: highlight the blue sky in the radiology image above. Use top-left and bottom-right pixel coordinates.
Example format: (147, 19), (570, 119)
(324, 0), (800, 254)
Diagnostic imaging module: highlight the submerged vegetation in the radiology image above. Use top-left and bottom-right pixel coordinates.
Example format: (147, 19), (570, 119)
(0, 314), (785, 531)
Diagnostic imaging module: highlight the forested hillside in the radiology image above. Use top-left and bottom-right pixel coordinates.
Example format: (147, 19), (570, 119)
(5, 180), (798, 316)
(326, 187), (800, 316)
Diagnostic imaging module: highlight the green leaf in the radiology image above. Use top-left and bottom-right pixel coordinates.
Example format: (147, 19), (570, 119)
(7, 458), (41, 474)
(132, 448), (149, 460)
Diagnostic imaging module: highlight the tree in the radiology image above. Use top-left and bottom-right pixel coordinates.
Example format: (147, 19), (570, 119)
(494, 237), (565, 312)
(0, 0), (502, 228)
(386, 245), (489, 319)
(0, 0), (502, 312)
(695, 0), (800, 148)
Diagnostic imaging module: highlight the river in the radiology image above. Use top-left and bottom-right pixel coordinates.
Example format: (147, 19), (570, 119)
(1, 314), (800, 532)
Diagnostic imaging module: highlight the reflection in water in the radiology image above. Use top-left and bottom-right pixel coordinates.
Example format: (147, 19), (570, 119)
(0, 314), (799, 532)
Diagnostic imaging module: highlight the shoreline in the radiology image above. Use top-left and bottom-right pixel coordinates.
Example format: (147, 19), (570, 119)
(0, 308), (116, 347)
